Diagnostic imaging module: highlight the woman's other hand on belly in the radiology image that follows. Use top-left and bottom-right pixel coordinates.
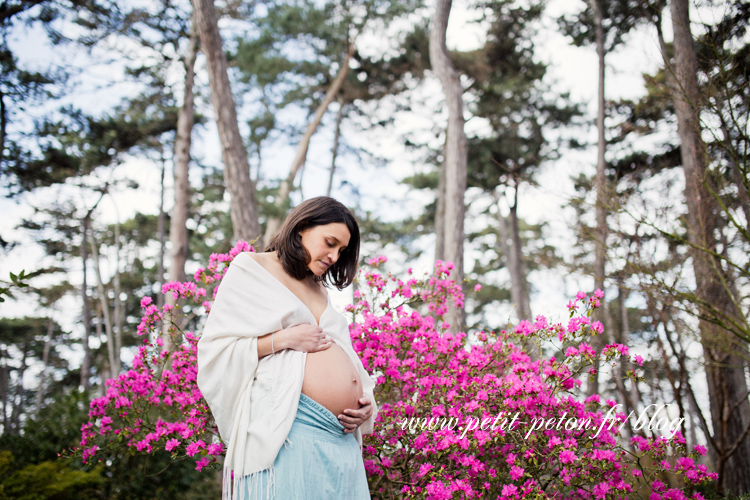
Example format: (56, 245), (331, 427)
(337, 397), (374, 434)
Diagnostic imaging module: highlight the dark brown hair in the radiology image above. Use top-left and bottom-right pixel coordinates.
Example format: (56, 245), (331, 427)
(263, 196), (360, 289)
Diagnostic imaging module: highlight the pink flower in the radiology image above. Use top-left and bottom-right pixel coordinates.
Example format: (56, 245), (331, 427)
(165, 438), (180, 451)
(559, 450), (578, 464)
(418, 463), (434, 477)
(509, 465), (524, 481)
(593, 482), (610, 499)
(185, 440), (206, 456)
(474, 284), (482, 292)
(501, 484), (518, 498)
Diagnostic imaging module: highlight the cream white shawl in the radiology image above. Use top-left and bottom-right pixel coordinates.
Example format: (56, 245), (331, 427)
(197, 252), (377, 500)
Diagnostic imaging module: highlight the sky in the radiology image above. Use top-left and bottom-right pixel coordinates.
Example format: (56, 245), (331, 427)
(0, 0), (682, 394)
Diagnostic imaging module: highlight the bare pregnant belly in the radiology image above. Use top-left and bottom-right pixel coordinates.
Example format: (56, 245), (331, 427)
(302, 343), (363, 418)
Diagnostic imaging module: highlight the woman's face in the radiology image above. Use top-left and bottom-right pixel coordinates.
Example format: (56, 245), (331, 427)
(299, 222), (351, 276)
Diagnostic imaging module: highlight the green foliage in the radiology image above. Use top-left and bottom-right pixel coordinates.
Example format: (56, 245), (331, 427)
(0, 0), (131, 198)
(11, 99), (177, 194)
(0, 270), (29, 302)
(0, 390), (102, 500)
(230, 0), (426, 172)
(0, 390), (221, 500)
(94, 451), (221, 500)
(0, 451), (104, 500)
(557, 0), (646, 51)
(465, 0), (582, 191)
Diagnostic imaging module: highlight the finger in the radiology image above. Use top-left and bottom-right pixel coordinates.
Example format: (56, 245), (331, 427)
(343, 408), (365, 417)
(338, 415), (362, 427)
(338, 418), (358, 430)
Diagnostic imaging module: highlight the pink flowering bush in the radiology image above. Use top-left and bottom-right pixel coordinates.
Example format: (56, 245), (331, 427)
(76, 242), (257, 471)
(75, 242), (717, 499)
(352, 257), (716, 499)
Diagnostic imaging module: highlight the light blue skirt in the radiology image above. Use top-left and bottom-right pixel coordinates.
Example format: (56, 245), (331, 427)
(244, 393), (371, 500)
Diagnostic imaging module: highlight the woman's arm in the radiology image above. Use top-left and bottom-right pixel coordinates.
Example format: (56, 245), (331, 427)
(257, 324), (334, 359)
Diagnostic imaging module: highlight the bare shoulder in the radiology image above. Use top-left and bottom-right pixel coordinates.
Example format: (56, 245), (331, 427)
(243, 251), (272, 264)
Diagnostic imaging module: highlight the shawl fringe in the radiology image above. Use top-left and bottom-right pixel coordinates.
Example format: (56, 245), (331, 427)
(224, 465), (276, 500)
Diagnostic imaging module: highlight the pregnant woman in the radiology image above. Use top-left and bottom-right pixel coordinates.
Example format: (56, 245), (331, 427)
(197, 197), (377, 500)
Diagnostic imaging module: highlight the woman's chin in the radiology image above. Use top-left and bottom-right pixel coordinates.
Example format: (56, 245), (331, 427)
(308, 263), (328, 276)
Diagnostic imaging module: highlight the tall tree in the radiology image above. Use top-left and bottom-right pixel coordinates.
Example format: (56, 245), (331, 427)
(163, 13), (200, 352)
(590, 0), (613, 395)
(666, 0), (750, 492)
(192, 0), (261, 242)
(430, 0), (467, 330)
(560, 0), (643, 394)
(462, 0), (579, 331)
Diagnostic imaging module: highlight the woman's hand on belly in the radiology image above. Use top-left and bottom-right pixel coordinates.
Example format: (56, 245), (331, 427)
(278, 324), (333, 352)
(337, 397), (374, 434)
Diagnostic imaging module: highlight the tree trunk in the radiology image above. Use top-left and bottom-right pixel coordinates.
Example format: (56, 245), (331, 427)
(435, 156), (447, 263)
(164, 18), (199, 351)
(493, 190), (511, 265)
(429, 0), (467, 331)
(35, 316), (53, 415)
(610, 281), (637, 436)
(157, 148), (166, 311)
(326, 96), (345, 197)
(192, 0), (260, 243)
(494, 189), (536, 358)
(0, 91), (5, 159)
(1, 348), (8, 434)
(263, 43), (356, 248)
(112, 201), (122, 374)
(80, 214), (92, 392)
(10, 337), (28, 432)
(89, 231), (118, 377)
(587, 0), (613, 397)
(508, 185), (531, 321)
(669, 0), (750, 493)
